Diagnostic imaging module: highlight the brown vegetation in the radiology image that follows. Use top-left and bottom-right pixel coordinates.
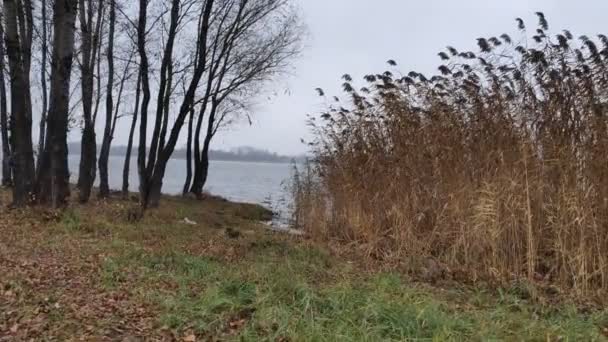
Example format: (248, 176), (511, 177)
(293, 13), (608, 298)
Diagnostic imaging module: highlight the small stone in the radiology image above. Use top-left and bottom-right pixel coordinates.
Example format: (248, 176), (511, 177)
(182, 218), (197, 225)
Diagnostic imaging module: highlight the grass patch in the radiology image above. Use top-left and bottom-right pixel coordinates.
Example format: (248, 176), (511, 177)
(98, 239), (608, 341)
(1, 192), (607, 340)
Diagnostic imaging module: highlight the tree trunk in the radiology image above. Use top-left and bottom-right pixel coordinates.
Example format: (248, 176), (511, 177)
(137, 0), (152, 209)
(198, 139), (211, 195)
(0, 20), (11, 187)
(4, 0), (35, 206)
(191, 98), (219, 197)
(189, 9), (215, 201)
(157, 62), (172, 160)
(36, 0), (78, 207)
(122, 72), (141, 198)
(36, 0), (49, 177)
(182, 107), (194, 195)
(190, 142), (210, 197)
(77, 0), (104, 203)
(145, 0), (179, 185)
(147, 172), (163, 208)
(190, 99), (208, 197)
(192, 127), (214, 197)
(98, 0), (115, 198)
(78, 125), (96, 201)
(145, 86), (207, 207)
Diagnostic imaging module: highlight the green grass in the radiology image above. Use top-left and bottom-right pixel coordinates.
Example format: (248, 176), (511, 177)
(99, 239), (608, 341)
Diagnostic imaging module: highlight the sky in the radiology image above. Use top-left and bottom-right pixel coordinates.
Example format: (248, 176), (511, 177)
(204, 0), (607, 155)
(66, 0), (607, 156)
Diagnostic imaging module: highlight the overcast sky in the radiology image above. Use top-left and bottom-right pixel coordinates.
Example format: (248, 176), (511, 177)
(108, 0), (608, 155)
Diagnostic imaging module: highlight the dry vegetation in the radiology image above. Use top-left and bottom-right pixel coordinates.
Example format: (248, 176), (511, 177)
(293, 13), (608, 299)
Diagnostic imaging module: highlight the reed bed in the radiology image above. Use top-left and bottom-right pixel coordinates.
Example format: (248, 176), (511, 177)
(293, 14), (608, 297)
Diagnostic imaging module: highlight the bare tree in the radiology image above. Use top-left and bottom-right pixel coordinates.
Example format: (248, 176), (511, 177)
(182, 105), (194, 195)
(0, 16), (10, 187)
(36, 0), (79, 207)
(122, 71), (140, 198)
(77, 0), (104, 203)
(129, 0), (302, 207)
(98, 0), (115, 198)
(189, 0), (302, 197)
(35, 0), (50, 176)
(137, 0), (215, 208)
(145, 0), (180, 199)
(3, 0), (35, 205)
(136, 0), (152, 208)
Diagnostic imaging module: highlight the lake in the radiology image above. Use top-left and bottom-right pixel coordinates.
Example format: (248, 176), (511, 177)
(68, 156), (295, 225)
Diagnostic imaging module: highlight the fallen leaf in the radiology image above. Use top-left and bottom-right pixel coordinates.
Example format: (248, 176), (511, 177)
(9, 323), (19, 333)
(229, 319), (246, 329)
(183, 334), (196, 342)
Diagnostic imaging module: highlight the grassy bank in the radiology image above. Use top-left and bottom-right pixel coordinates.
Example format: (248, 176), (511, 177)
(0, 192), (607, 340)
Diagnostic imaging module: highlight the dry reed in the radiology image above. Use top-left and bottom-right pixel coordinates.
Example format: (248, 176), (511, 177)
(292, 13), (608, 297)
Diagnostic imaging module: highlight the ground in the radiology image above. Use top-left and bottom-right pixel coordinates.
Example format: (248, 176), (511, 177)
(0, 191), (607, 341)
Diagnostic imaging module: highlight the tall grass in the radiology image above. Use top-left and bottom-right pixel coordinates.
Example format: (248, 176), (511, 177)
(293, 14), (608, 296)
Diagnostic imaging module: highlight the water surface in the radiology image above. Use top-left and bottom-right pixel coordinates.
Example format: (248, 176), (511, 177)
(68, 156), (294, 224)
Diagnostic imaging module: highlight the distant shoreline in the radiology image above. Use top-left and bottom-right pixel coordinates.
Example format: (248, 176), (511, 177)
(66, 142), (307, 164)
(67, 153), (299, 165)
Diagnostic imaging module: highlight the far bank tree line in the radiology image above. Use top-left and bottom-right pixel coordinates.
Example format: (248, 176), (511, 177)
(0, 0), (302, 209)
(67, 143), (303, 164)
